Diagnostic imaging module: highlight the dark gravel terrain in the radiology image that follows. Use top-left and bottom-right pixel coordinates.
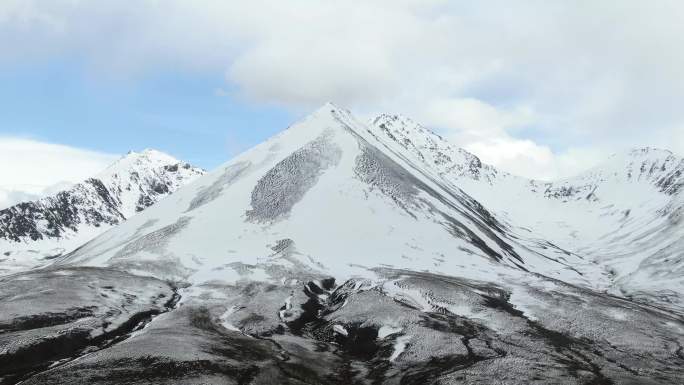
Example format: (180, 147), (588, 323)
(3, 268), (680, 384)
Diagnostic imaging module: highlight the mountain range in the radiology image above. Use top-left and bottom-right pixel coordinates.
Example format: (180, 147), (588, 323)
(0, 104), (682, 384)
(371, 113), (684, 309)
(0, 149), (205, 275)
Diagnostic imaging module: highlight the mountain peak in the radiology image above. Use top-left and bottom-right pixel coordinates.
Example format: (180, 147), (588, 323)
(623, 146), (675, 159)
(600, 146), (681, 169)
(122, 148), (178, 163)
(550, 146), (684, 198)
(368, 112), (502, 184)
(280, 102), (363, 143)
(372, 112), (414, 125)
(310, 101), (350, 117)
(98, 148), (192, 180)
(371, 113), (443, 139)
(0, 148), (204, 251)
(140, 147), (172, 157)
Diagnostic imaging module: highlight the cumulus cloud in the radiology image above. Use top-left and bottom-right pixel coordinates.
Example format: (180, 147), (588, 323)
(1, 1), (683, 178)
(419, 99), (536, 139)
(0, 138), (117, 209)
(463, 140), (604, 182)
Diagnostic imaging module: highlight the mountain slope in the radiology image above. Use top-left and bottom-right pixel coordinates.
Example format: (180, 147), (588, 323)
(370, 115), (684, 308)
(0, 149), (205, 275)
(57, 104), (589, 286)
(13, 104), (677, 384)
(369, 114), (506, 184)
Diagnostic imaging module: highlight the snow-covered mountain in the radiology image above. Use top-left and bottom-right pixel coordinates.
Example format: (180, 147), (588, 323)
(0, 149), (205, 275)
(57, 104), (592, 286)
(2, 105), (682, 384)
(370, 114), (684, 308)
(47, 104), (684, 308)
(549, 148), (684, 306)
(369, 114), (505, 184)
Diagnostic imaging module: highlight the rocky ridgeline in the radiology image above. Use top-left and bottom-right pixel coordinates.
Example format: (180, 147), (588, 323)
(0, 149), (204, 245)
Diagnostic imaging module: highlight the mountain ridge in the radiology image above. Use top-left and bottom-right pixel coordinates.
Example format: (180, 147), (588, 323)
(0, 149), (205, 275)
(367, 113), (684, 308)
(56, 104), (598, 287)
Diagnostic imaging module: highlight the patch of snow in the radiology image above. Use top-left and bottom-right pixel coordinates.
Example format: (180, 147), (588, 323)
(389, 335), (411, 362)
(381, 280), (432, 312)
(219, 306), (242, 332)
(377, 325), (403, 339)
(333, 324), (348, 336)
(279, 295), (293, 320)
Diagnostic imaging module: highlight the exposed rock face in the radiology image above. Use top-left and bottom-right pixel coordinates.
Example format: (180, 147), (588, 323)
(370, 114), (502, 184)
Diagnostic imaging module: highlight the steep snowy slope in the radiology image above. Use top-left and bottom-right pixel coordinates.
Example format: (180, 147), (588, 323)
(58, 104), (589, 286)
(537, 148), (684, 303)
(369, 114), (506, 184)
(370, 115), (684, 308)
(0, 149), (205, 275)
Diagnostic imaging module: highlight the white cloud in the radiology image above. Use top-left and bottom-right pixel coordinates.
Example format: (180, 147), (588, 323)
(419, 98), (536, 138)
(409, 97), (600, 180)
(463, 139), (604, 181)
(1, 1), (683, 179)
(0, 138), (117, 209)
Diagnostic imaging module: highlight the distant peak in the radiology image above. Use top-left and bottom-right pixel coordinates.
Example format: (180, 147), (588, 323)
(371, 113), (415, 126)
(625, 147), (673, 157)
(141, 148), (163, 155)
(370, 113), (446, 141)
(322, 101), (338, 109)
(313, 101), (348, 115)
(97, 148), (190, 180)
(300, 102), (357, 128)
(121, 148), (178, 163)
(607, 147), (677, 163)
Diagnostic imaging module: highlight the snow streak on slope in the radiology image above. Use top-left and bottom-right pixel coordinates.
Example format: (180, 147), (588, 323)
(58, 104), (589, 288)
(0, 149), (205, 275)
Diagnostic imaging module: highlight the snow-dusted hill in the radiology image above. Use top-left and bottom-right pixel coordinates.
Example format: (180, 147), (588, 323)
(0, 149), (205, 275)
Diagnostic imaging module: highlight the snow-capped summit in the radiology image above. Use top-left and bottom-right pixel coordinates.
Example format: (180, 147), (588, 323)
(103, 148), (183, 176)
(0, 149), (205, 275)
(615, 147), (683, 194)
(94, 149), (205, 217)
(545, 146), (684, 199)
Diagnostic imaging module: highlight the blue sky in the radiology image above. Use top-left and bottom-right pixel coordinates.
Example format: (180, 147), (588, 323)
(0, 1), (683, 208)
(0, 58), (294, 169)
